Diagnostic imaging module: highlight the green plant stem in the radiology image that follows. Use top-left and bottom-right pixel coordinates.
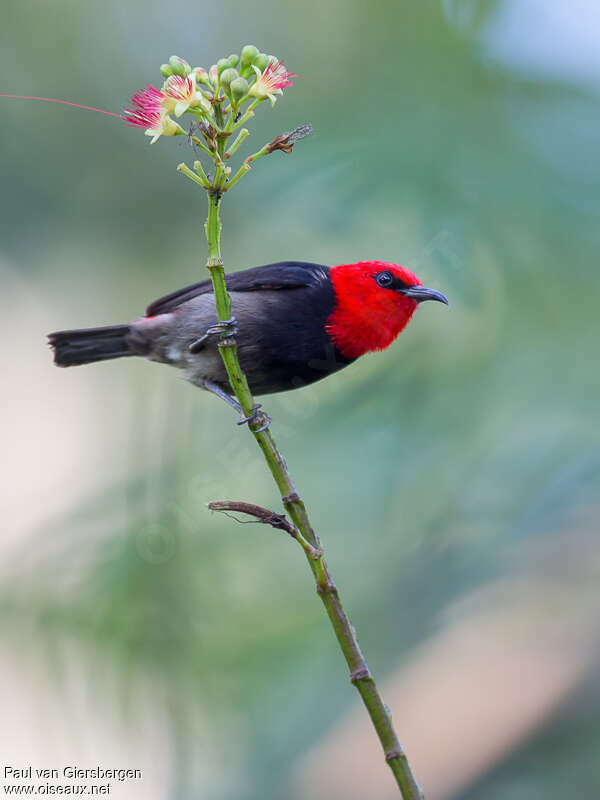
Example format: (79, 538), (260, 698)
(204, 193), (423, 799)
(230, 102), (258, 131)
(193, 160), (210, 186)
(224, 144), (272, 192)
(190, 135), (213, 158)
(226, 128), (249, 159)
(177, 162), (210, 189)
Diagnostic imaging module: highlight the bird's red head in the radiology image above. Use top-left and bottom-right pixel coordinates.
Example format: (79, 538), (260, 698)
(326, 261), (447, 359)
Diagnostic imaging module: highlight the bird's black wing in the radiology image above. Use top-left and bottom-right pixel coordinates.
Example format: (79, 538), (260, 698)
(145, 261), (330, 317)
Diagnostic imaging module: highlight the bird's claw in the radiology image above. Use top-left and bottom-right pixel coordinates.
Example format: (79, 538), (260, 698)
(237, 404), (261, 425)
(237, 404), (271, 433)
(253, 413), (272, 433)
(206, 316), (238, 338)
(189, 316), (239, 353)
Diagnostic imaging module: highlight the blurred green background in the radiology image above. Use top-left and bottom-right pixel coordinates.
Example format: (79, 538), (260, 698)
(1, 1), (599, 798)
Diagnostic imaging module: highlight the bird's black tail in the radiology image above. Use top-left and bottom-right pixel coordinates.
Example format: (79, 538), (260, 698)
(48, 325), (133, 367)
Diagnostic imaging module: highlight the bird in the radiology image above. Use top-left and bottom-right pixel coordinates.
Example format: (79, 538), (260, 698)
(48, 260), (447, 421)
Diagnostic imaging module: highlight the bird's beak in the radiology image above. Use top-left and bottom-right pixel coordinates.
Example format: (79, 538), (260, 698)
(401, 285), (448, 305)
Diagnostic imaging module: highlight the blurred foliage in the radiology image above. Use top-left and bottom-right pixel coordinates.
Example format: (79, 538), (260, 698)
(1, 0), (599, 798)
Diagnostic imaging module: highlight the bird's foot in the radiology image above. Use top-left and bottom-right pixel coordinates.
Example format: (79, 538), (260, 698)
(201, 379), (270, 433)
(237, 404), (271, 433)
(189, 317), (238, 353)
(206, 316), (238, 338)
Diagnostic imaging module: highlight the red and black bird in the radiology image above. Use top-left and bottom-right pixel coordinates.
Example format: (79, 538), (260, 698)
(48, 260), (447, 409)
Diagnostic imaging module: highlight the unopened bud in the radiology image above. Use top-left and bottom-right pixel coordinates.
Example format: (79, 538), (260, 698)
(241, 45), (259, 69)
(169, 55), (191, 75)
(228, 54), (239, 68)
(209, 64), (218, 83)
(160, 63), (173, 78)
(230, 77), (249, 104)
(220, 68), (238, 90)
(254, 53), (270, 72)
(217, 58), (230, 77)
(193, 67), (210, 85)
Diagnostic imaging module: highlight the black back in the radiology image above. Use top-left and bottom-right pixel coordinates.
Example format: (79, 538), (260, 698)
(146, 261), (331, 317)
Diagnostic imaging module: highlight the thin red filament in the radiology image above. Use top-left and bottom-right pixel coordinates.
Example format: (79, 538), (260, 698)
(0, 94), (123, 118)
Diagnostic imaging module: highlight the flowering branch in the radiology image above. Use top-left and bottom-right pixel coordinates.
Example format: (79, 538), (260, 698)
(124, 46), (423, 798)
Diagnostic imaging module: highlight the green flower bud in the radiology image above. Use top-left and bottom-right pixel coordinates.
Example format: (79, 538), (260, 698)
(228, 54), (239, 68)
(169, 55), (191, 76)
(160, 63), (173, 78)
(230, 77), (249, 104)
(217, 58), (230, 77)
(193, 67), (210, 85)
(220, 68), (238, 90)
(241, 45), (259, 69)
(254, 53), (270, 71)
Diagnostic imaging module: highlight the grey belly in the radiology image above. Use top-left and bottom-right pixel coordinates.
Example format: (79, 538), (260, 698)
(136, 290), (348, 396)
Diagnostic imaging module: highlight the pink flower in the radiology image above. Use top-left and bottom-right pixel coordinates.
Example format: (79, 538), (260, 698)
(124, 85), (163, 128)
(123, 85), (181, 143)
(250, 59), (296, 105)
(163, 74), (199, 117)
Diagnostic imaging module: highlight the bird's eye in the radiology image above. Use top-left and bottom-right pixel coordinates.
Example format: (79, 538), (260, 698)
(375, 271), (394, 288)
